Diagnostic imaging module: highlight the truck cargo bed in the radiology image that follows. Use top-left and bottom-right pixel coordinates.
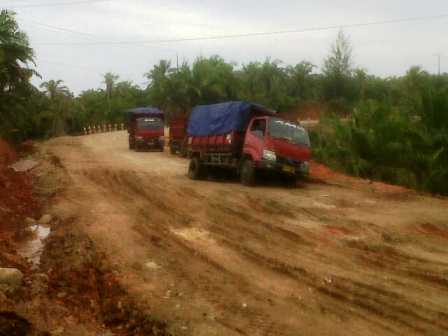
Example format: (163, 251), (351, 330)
(189, 132), (244, 154)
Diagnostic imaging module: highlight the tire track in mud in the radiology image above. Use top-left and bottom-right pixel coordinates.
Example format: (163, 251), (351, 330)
(75, 169), (322, 335)
(45, 133), (448, 336)
(87, 168), (448, 335)
(221, 235), (448, 335)
(193, 191), (448, 335)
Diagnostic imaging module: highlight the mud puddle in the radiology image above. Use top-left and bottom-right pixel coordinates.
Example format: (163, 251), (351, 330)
(17, 224), (50, 268)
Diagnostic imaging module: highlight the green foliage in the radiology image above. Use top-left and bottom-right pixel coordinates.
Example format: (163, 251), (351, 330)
(239, 59), (295, 111)
(313, 73), (448, 195)
(0, 10), (40, 142)
(145, 56), (240, 118)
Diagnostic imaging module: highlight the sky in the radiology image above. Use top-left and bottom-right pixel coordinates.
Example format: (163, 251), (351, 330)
(2, 0), (448, 94)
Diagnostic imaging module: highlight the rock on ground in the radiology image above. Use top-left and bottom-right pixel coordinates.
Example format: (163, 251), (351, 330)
(38, 214), (53, 225)
(0, 268), (23, 293)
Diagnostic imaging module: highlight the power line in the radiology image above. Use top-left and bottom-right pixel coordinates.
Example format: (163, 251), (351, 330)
(4, 0), (110, 9)
(21, 17), (99, 38)
(33, 13), (448, 47)
(21, 16), (99, 39)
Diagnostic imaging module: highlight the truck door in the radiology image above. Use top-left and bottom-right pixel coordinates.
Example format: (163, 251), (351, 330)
(244, 118), (267, 161)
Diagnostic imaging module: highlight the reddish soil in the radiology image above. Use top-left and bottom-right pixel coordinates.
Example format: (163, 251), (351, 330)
(0, 140), (40, 238)
(309, 160), (412, 195)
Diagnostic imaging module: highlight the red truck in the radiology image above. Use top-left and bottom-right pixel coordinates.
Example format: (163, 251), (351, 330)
(126, 107), (165, 151)
(168, 116), (188, 155)
(186, 101), (311, 186)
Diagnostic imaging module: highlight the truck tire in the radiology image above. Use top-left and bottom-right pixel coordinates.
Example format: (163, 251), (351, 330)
(188, 157), (205, 180)
(241, 159), (256, 186)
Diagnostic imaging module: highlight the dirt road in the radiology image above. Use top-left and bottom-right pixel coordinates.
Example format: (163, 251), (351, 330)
(42, 131), (448, 336)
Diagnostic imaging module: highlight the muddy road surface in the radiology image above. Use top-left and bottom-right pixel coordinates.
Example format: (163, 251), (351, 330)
(42, 131), (448, 336)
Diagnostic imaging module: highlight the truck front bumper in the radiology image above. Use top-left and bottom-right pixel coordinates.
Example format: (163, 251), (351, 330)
(135, 138), (164, 149)
(257, 160), (309, 176)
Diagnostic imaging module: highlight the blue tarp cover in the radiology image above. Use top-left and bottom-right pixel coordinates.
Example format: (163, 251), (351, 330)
(126, 107), (164, 121)
(187, 101), (274, 136)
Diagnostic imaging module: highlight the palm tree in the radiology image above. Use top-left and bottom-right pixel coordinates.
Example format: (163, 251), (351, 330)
(103, 72), (119, 118)
(40, 79), (70, 99)
(103, 72), (119, 100)
(0, 10), (36, 94)
(40, 79), (72, 136)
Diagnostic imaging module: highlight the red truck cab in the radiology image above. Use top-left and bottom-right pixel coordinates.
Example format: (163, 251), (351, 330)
(187, 102), (311, 186)
(126, 107), (164, 151)
(241, 116), (311, 183)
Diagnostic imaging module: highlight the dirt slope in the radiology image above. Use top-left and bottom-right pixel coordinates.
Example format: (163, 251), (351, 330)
(41, 131), (448, 336)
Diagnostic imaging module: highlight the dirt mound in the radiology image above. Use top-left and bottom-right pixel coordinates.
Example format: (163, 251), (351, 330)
(0, 139), (40, 240)
(309, 160), (412, 195)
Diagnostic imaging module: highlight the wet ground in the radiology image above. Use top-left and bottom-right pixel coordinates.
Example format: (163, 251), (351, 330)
(16, 224), (50, 268)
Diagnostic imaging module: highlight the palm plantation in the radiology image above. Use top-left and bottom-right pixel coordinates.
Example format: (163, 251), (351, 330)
(1, 12), (448, 195)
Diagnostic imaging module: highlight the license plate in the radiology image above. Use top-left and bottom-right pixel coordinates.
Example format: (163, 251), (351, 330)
(282, 165), (295, 174)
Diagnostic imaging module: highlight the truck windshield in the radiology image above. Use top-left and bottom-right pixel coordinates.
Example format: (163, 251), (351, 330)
(268, 118), (310, 147)
(137, 117), (163, 130)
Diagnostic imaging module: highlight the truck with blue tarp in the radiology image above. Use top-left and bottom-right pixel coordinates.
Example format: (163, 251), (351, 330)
(126, 107), (164, 151)
(186, 101), (312, 185)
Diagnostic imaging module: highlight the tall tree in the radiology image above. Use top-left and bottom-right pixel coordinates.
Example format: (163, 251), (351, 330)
(40, 79), (72, 136)
(103, 72), (119, 100)
(322, 30), (356, 112)
(0, 10), (38, 141)
(145, 60), (172, 110)
(103, 72), (119, 118)
(0, 10), (36, 93)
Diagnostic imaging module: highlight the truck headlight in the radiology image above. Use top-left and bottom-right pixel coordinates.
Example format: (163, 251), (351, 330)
(263, 150), (277, 161)
(136, 136), (144, 140)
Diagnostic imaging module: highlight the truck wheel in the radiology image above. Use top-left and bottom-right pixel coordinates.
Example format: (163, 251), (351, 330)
(241, 159), (256, 186)
(188, 157), (205, 180)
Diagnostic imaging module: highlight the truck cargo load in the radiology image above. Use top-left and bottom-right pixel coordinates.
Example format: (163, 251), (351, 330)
(187, 101), (275, 136)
